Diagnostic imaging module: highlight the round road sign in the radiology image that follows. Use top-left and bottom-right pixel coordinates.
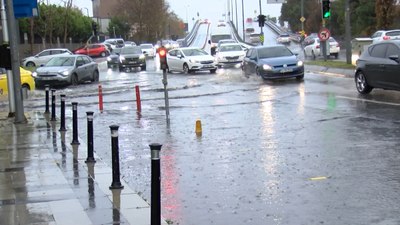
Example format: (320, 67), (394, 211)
(318, 27), (331, 41)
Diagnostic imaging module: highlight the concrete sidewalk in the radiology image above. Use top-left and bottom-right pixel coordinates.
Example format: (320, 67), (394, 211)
(0, 111), (167, 225)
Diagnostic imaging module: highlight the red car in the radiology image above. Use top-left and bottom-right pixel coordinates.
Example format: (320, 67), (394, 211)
(74, 44), (110, 57)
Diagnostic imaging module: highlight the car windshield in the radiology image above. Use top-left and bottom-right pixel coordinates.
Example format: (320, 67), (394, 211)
(182, 48), (208, 56)
(219, 45), (242, 52)
(280, 34), (290, 37)
(46, 57), (75, 66)
(258, 46), (293, 58)
(121, 47), (142, 54)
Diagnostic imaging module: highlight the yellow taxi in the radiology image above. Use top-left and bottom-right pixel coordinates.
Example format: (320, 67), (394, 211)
(0, 67), (35, 96)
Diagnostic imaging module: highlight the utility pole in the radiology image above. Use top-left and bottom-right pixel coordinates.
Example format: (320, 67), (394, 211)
(1, 0), (16, 117)
(235, 0), (238, 30)
(5, 0), (26, 123)
(301, 0), (304, 31)
(241, 0), (244, 40)
(345, 0), (351, 64)
(259, 0), (263, 45)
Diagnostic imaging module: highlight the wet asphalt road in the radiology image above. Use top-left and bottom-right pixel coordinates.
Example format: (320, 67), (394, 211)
(21, 57), (400, 225)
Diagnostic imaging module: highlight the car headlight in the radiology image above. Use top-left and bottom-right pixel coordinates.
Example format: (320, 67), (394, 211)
(60, 70), (71, 76)
(297, 60), (304, 66)
(119, 56), (125, 62)
(139, 54), (145, 59)
(107, 57), (112, 61)
(31, 72), (37, 78)
(189, 59), (199, 63)
(262, 64), (272, 70)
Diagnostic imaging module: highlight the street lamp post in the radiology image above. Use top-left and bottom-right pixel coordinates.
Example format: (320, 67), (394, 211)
(113, 26), (116, 38)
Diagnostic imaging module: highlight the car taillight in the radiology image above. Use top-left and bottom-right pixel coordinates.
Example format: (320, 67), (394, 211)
(383, 36), (390, 40)
(316, 45), (320, 49)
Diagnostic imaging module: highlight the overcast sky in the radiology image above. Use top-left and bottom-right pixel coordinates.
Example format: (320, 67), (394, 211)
(51, 0), (282, 31)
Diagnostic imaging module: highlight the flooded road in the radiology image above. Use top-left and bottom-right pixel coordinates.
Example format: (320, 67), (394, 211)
(20, 58), (400, 225)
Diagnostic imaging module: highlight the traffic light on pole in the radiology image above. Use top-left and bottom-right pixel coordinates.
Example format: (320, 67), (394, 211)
(322, 0), (331, 19)
(158, 46), (168, 70)
(258, 14), (266, 27)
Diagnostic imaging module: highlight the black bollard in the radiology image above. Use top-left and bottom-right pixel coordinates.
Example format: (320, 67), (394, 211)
(44, 85), (50, 114)
(109, 125), (124, 189)
(51, 89), (56, 121)
(59, 94), (67, 131)
(85, 111), (96, 163)
(71, 102), (80, 145)
(150, 143), (162, 225)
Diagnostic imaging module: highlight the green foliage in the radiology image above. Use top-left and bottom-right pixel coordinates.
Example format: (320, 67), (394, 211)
(280, 0), (398, 37)
(18, 3), (93, 44)
(107, 17), (130, 39)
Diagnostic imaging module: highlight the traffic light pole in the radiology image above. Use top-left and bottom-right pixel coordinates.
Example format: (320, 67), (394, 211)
(162, 69), (170, 125)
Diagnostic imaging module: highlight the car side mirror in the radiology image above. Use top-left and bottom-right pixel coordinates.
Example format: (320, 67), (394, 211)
(208, 40), (211, 44)
(76, 63), (83, 67)
(177, 54), (183, 58)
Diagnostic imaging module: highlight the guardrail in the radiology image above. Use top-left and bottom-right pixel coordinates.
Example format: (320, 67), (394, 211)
(227, 21), (255, 49)
(184, 20), (201, 47)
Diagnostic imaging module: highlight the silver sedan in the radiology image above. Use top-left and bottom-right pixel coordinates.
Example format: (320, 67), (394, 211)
(32, 55), (99, 88)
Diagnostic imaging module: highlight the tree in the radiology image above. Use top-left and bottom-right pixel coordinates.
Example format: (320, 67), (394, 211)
(376, 0), (396, 29)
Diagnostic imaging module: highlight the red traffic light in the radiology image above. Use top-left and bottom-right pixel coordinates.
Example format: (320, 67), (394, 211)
(158, 46), (168, 70)
(159, 47), (167, 58)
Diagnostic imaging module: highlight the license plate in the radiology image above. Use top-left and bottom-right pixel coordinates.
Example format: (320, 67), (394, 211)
(129, 61), (136, 64)
(41, 76), (53, 80)
(203, 65), (213, 68)
(280, 68), (293, 73)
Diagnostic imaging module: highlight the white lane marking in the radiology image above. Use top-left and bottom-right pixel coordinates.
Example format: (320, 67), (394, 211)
(337, 95), (400, 106)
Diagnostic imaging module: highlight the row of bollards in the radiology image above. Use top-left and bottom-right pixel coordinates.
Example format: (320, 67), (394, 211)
(43, 85), (162, 225)
(97, 84), (142, 113)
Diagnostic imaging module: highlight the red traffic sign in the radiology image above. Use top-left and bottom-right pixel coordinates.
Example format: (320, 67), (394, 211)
(318, 28), (331, 41)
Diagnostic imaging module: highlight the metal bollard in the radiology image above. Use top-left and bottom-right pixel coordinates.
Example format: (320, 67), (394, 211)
(51, 89), (56, 121)
(135, 85), (141, 112)
(98, 84), (104, 113)
(109, 125), (124, 189)
(150, 143), (162, 225)
(44, 85), (50, 114)
(85, 111), (96, 163)
(71, 102), (80, 145)
(59, 94), (67, 131)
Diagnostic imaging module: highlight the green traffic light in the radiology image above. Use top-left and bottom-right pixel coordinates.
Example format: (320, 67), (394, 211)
(323, 11), (331, 18)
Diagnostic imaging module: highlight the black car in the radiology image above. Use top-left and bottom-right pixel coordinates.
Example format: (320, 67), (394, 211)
(355, 40), (400, 94)
(117, 46), (146, 72)
(107, 48), (122, 68)
(241, 45), (304, 80)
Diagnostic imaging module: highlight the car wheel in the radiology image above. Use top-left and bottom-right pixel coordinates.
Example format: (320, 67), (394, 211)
(210, 69), (216, 74)
(71, 74), (79, 85)
(334, 53), (339, 59)
(92, 70), (99, 82)
(303, 50), (307, 59)
(311, 51), (316, 60)
(100, 52), (106, 57)
(26, 61), (35, 67)
(183, 63), (190, 74)
(355, 71), (373, 94)
(141, 65), (146, 71)
(119, 66), (124, 72)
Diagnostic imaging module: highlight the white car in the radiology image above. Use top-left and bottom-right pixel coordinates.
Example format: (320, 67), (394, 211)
(303, 37), (340, 59)
(140, 43), (155, 57)
(21, 48), (73, 67)
(371, 30), (400, 43)
(166, 47), (217, 74)
(249, 33), (261, 44)
(276, 34), (291, 44)
(215, 43), (246, 67)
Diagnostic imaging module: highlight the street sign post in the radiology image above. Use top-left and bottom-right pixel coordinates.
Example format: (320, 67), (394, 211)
(318, 27), (331, 61)
(318, 27), (331, 41)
